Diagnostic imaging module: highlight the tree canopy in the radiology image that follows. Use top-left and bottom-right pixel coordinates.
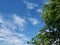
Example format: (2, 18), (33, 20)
(29, 0), (60, 45)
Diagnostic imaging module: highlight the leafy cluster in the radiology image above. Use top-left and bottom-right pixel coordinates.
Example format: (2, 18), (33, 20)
(30, 0), (60, 45)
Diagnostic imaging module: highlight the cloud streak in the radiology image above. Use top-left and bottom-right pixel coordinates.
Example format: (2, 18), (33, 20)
(0, 13), (39, 45)
(13, 14), (26, 31)
(0, 13), (30, 45)
(23, 0), (38, 9)
(28, 17), (39, 25)
(36, 8), (42, 13)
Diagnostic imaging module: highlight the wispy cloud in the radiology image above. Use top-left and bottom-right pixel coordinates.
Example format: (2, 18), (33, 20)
(13, 14), (26, 31)
(28, 18), (39, 25)
(44, 0), (48, 4)
(36, 8), (42, 13)
(0, 13), (30, 45)
(23, 0), (38, 9)
(0, 13), (39, 45)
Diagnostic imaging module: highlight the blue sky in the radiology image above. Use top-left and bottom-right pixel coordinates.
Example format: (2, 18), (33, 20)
(0, 0), (48, 45)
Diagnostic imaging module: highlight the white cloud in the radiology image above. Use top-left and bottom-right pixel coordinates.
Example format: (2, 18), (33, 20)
(13, 14), (26, 26)
(0, 13), (39, 45)
(24, 1), (38, 9)
(28, 18), (39, 25)
(44, 0), (48, 4)
(36, 8), (42, 13)
(13, 14), (26, 31)
(0, 15), (4, 23)
(0, 14), (30, 45)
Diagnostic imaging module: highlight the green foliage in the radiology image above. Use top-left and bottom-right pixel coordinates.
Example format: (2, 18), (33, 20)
(29, 0), (60, 45)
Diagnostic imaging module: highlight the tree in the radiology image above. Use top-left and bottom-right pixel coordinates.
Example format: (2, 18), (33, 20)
(29, 0), (60, 45)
